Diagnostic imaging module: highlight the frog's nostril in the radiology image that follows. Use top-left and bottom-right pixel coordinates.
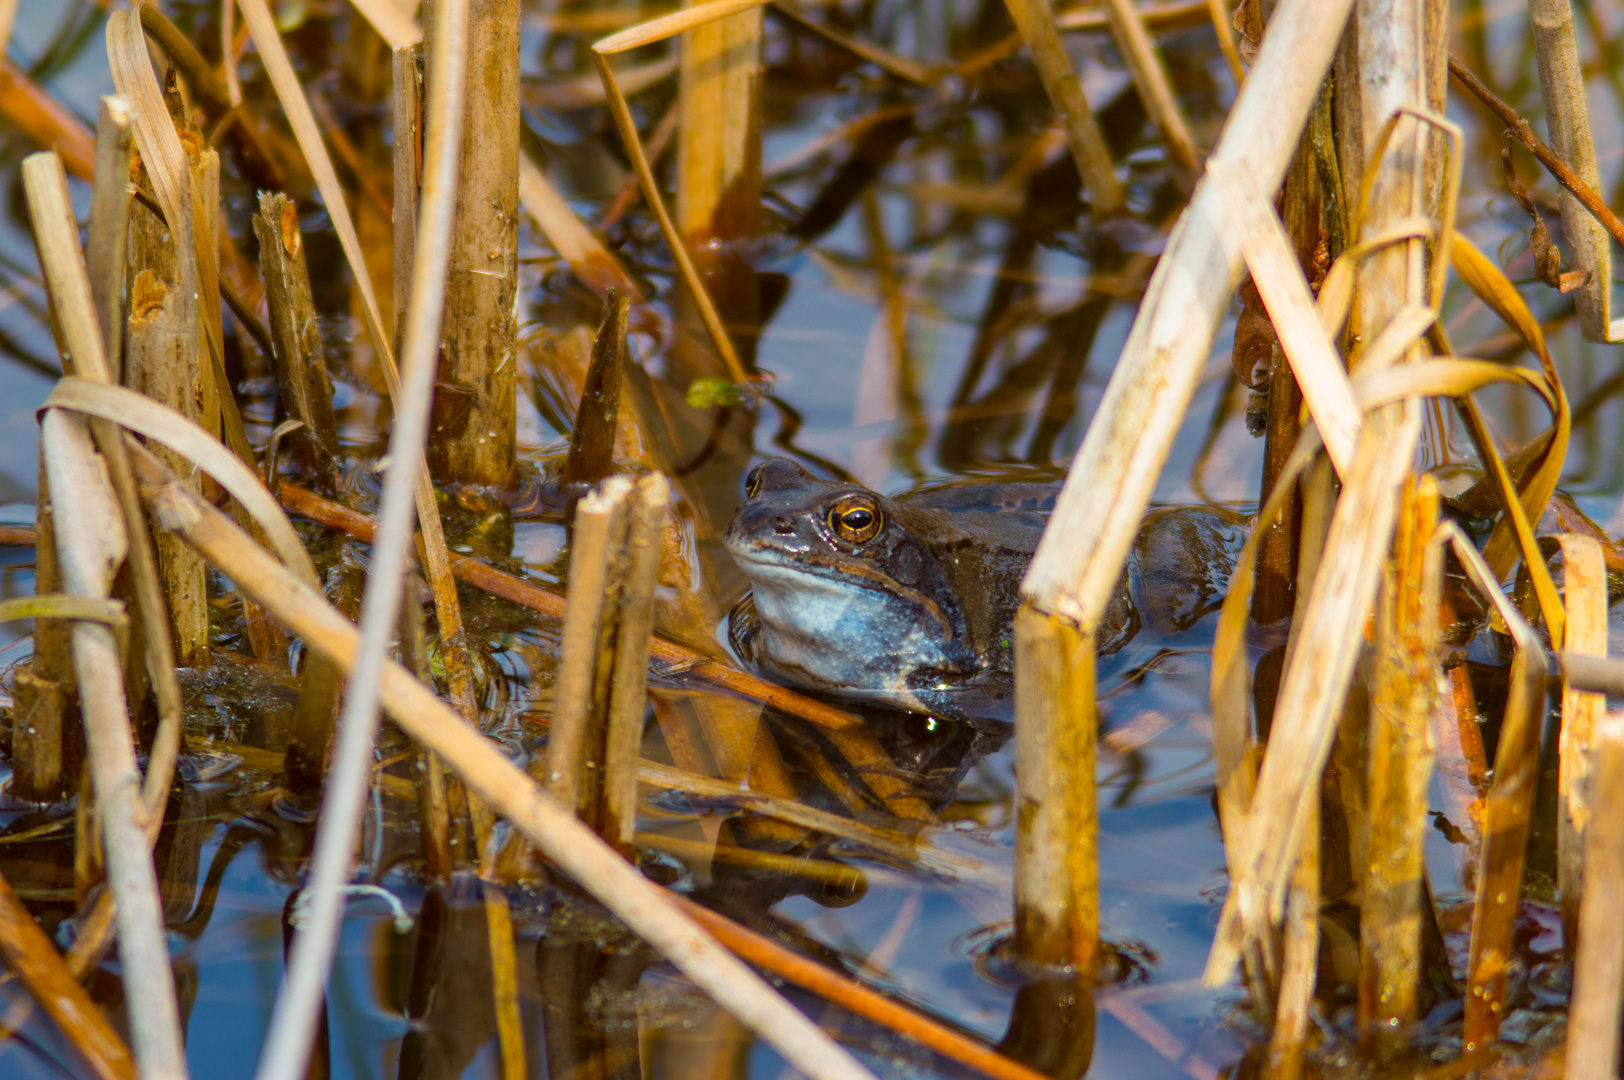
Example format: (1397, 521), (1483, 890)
(773, 516), (795, 535)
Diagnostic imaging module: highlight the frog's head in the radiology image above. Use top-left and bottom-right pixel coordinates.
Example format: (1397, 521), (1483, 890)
(722, 459), (975, 698)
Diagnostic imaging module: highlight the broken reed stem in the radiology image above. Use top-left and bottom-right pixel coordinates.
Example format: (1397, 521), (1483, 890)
(253, 192), (339, 475)
(1564, 709), (1624, 1080)
(425, 0), (519, 487)
(86, 97), (131, 381)
(1011, 606), (1097, 972)
(998, 0), (1126, 215)
(1359, 475), (1441, 1043)
(0, 863), (135, 1080)
(124, 443), (880, 1080)
(1557, 534), (1608, 951)
(1102, 0), (1200, 183)
(251, 0), (473, 1071)
(538, 473), (668, 852)
(604, 475), (669, 850)
(543, 476), (634, 818)
(1447, 55), (1624, 252)
(561, 291), (630, 488)
(277, 482), (870, 733)
(1528, 0), (1620, 341)
(125, 278), (210, 665)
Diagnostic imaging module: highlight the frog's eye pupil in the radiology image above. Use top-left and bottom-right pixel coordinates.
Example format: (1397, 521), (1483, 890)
(828, 498), (882, 542)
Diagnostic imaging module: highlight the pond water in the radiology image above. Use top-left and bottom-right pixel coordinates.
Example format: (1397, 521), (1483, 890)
(1, 1), (1622, 1078)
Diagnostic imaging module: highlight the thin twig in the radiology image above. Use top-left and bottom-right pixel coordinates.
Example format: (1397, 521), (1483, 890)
(1448, 54), (1624, 250)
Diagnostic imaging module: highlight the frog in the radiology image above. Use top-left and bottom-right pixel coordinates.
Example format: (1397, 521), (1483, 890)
(723, 458), (1248, 723)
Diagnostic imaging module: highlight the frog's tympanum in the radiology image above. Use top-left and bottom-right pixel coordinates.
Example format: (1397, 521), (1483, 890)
(724, 458), (1246, 723)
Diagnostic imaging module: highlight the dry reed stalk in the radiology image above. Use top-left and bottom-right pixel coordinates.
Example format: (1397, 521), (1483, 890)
(1022, 0), (1356, 626)
(998, 0), (1125, 215)
(1204, 0), (1244, 85)
(13, 463), (76, 803)
(125, 282), (211, 664)
(278, 481), (870, 733)
(1206, 159), (1360, 474)
(110, 10), (286, 665)
(425, 0), (519, 486)
(561, 293), (631, 488)
(1250, 134), (1318, 625)
(1263, 798), (1317, 1080)
(350, 0), (422, 49)
(1210, 4), (1451, 976)
(236, 0), (480, 714)
(134, 1), (287, 190)
(123, 446), (881, 1080)
(24, 154), (188, 931)
(1427, 523), (1547, 1049)
(1556, 534), (1606, 953)
(1527, 0), (1620, 341)
(1022, 0), (1357, 976)
(40, 408), (188, 1080)
(87, 99), (132, 382)
(676, 0), (763, 242)
(1564, 708), (1624, 1080)
(1012, 607), (1096, 970)
(0, 60), (97, 178)
(1102, 0), (1200, 182)
(0, 864), (135, 1080)
(253, 193), (339, 473)
(392, 41), (422, 351)
(1359, 475), (1441, 1042)
(543, 476), (635, 818)
(604, 475), (669, 849)
(537, 471), (667, 850)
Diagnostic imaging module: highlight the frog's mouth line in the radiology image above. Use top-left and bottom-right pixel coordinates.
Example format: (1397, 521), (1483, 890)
(727, 546), (958, 643)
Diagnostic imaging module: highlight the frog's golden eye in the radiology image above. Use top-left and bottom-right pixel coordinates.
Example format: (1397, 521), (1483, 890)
(828, 497), (882, 544)
(745, 463), (766, 499)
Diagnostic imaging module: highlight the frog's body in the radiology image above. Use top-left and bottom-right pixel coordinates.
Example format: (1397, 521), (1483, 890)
(723, 459), (1246, 722)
